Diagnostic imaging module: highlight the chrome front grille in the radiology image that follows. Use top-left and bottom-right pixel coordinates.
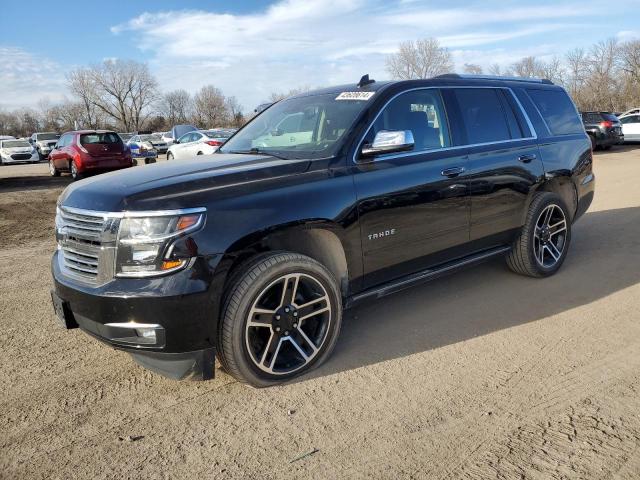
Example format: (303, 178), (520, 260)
(56, 207), (118, 285)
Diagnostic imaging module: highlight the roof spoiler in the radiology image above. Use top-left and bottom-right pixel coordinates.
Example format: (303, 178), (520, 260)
(434, 73), (554, 85)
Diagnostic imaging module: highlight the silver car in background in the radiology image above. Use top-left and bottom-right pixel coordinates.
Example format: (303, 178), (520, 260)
(0, 139), (39, 164)
(29, 132), (60, 160)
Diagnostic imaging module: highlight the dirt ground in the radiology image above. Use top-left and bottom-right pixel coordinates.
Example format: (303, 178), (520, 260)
(1, 147), (639, 479)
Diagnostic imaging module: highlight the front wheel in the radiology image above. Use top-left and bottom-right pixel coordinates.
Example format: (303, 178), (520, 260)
(506, 192), (571, 277)
(219, 252), (343, 387)
(166, 152), (174, 161)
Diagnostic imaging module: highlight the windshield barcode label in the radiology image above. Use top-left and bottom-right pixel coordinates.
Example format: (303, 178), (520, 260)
(335, 92), (375, 101)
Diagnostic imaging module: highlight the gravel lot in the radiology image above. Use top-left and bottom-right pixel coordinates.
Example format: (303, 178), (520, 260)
(1, 148), (640, 479)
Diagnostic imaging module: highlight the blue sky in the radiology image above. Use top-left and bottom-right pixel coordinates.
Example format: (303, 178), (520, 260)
(1, 0), (639, 112)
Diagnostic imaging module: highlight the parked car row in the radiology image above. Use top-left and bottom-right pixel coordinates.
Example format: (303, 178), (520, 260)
(580, 108), (640, 150)
(166, 128), (235, 160)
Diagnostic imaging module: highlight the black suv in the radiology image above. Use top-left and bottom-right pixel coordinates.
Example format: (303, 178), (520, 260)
(581, 111), (623, 149)
(51, 74), (594, 387)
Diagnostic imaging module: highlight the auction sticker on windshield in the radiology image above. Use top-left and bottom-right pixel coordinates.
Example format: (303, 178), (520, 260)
(335, 92), (375, 101)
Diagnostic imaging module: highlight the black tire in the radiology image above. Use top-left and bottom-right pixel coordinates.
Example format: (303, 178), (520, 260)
(506, 192), (572, 277)
(602, 144), (612, 150)
(70, 160), (82, 181)
(589, 135), (596, 150)
(166, 152), (174, 161)
(49, 159), (60, 177)
(197, 151), (203, 155)
(219, 252), (342, 387)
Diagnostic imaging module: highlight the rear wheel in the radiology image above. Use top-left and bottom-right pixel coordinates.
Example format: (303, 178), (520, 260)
(49, 159), (60, 177)
(506, 192), (571, 277)
(70, 160), (82, 180)
(219, 252), (342, 387)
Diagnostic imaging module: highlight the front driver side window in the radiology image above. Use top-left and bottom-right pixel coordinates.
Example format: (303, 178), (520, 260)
(364, 89), (451, 153)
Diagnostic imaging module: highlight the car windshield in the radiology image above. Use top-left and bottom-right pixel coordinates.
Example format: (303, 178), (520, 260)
(602, 113), (619, 121)
(119, 133), (133, 141)
(38, 133), (58, 140)
(80, 133), (122, 145)
(3, 140), (31, 148)
(139, 135), (155, 141)
(203, 130), (233, 139)
(219, 93), (372, 159)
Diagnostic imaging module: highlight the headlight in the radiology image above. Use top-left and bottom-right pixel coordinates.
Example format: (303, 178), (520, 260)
(115, 209), (205, 277)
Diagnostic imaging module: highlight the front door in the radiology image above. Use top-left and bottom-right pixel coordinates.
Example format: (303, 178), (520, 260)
(352, 88), (470, 289)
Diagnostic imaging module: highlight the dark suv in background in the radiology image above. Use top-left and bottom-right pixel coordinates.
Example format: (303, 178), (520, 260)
(51, 74), (594, 387)
(581, 111), (623, 150)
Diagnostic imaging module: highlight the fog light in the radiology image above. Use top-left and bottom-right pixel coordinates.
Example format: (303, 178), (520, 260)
(135, 328), (157, 342)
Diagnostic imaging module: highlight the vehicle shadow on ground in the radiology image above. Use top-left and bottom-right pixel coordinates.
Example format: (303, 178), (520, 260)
(597, 143), (640, 154)
(0, 175), (72, 193)
(299, 206), (640, 382)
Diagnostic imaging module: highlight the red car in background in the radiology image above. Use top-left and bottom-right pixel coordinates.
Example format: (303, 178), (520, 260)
(49, 130), (133, 180)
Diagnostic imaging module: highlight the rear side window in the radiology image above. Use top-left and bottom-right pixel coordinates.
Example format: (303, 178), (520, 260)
(621, 115), (640, 124)
(527, 89), (583, 135)
(80, 133), (122, 145)
(454, 88), (512, 144)
(601, 113), (619, 122)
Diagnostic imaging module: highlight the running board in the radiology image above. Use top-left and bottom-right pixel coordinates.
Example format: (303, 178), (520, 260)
(346, 245), (512, 307)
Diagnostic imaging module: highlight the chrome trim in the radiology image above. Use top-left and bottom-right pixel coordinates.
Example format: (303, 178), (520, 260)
(104, 322), (163, 329)
(352, 86), (539, 164)
(59, 205), (207, 218)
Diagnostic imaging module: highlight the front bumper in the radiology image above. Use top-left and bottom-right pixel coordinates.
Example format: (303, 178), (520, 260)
(1, 152), (39, 163)
(51, 250), (223, 379)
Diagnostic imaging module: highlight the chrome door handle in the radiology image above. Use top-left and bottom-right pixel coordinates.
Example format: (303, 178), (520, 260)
(441, 166), (465, 178)
(518, 154), (537, 163)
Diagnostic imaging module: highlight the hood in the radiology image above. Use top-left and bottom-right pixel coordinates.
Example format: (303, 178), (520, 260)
(3, 146), (33, 153)
(59, 153), (311, 212)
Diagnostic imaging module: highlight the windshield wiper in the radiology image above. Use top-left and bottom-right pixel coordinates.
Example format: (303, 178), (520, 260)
(227, 147), (289, 160)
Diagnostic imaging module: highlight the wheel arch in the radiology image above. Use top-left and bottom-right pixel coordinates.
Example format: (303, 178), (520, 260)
(532, 174), (578, 221)
(220, 223), (351, 299)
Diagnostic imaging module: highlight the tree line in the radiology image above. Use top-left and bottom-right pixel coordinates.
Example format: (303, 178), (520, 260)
(386, 37), (640, 113)
(0, 59), (250, 138)
(1, 36), (639, 138)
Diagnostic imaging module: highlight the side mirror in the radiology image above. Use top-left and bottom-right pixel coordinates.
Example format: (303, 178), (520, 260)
(174, 139), (180, 144)
(360, 130), (415, 158)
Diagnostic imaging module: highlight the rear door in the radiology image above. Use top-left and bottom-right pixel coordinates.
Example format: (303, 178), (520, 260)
(353, 88), (471, 288)
(449, 87), (545, 246)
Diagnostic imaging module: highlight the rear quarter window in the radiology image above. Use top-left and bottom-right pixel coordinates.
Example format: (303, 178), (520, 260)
(527, 89), (583, 135)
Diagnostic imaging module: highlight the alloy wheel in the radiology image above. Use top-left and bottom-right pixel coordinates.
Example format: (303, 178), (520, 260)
(245, 273), (332, 375)
(533, 204), (567, 268)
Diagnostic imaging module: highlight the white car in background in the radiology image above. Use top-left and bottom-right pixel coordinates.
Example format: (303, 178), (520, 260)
(619, 108), (640, 119)
(620, 114), (640, 142)
(166, 129), (234, 160)
(0, 139), (39, 165)
(29, 132), (60, 160)
(160, 131), (174, 146)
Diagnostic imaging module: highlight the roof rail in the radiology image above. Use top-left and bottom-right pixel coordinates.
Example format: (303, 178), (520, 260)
(434, 73), (554, 85)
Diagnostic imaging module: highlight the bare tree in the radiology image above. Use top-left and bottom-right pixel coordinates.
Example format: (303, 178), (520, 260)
(463, 63), (483, 74)
(193, 85), (229, 128)
(225, 96), (245, 128)
(487, 64), (504, 76)
(268, 86), (312, 102)
(67, 68), (100, 129)
(68, 60), (159, 131)
(161, 89), (192, 126)
(386, 38), (454, 79)
(565, 48), (589, 101)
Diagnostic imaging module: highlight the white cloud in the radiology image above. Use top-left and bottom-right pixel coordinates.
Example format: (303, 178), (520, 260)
(0, 46), (67, 109)
(617, 30), (640, 41)
(113, 0), (600, 110)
